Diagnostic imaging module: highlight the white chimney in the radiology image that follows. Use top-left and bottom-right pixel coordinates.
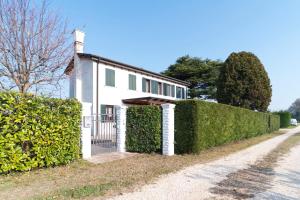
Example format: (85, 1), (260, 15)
(73, 29), (85, 53)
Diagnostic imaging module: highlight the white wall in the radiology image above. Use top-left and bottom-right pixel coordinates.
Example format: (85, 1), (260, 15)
(95, 61), (187, 107)
(81, 59), (93, 103)
(69, 69), (76, 98)
(71, 58), (188, 114)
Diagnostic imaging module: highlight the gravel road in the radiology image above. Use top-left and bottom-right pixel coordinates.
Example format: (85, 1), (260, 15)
(253, 143), (300, 200)
(109, 126), (300, 200)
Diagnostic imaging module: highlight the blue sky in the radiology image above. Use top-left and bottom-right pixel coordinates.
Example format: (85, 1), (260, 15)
(52, 0), (300, 111)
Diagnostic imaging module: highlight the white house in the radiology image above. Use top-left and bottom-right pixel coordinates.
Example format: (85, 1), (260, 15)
(65, 30), (189, 156)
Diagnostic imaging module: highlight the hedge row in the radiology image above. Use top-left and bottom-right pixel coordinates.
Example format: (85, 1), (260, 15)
(126, 106), (161, 153)
(175, 100), (280, 154)
(0, 92), (81, 173)
(274, 111), (291, 128)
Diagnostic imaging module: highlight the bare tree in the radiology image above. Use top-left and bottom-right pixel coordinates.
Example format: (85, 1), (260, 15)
(0, 0), (72, 95)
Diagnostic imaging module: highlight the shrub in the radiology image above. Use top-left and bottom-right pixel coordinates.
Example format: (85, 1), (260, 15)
(217, 51), (272, 112)
(269, 114), (280, 132)
(175, 100), (280, 154)
(126, 106), (161, 153)
(274, 111), (291, 128)
(0, 92), (81, 173)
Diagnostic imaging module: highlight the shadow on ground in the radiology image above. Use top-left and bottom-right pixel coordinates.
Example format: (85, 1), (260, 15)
(209, 133), (300, 200)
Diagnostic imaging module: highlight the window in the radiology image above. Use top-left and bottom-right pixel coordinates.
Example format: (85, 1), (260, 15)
(171, 85), (175, 97)
(176, 86), (182, 98)
(176, 87), (185, 99)
(105, 68), (115, 87)
(158, 82), (162, 95)
(100, 105), (115, 122)
(181, 88), (185, 99)
(163, 83), (171, 96)
(142, 78), (151, 93)
(151, 80), (158, 94)
(128, 74), (136, 90)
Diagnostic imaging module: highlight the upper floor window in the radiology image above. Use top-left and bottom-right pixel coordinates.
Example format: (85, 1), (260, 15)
(158, 82), (162, 95)
(163, 83), (171, 96)
(171, 85), (175, 97)
(151, 80), (159, 94)
(141, 77), (182, 98)
(142, 78), (151, 93)
(176, 86), (185, 99)
(128, 74), (136, 90)
(176, 86), (182, 98)
(182, 88), (186, 99)
(105, 68), (115, 87)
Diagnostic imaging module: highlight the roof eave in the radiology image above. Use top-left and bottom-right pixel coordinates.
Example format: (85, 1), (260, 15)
(64, 53), (191, 87)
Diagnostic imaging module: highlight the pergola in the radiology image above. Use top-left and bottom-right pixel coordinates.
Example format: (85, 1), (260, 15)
(122, 97), (175, 105)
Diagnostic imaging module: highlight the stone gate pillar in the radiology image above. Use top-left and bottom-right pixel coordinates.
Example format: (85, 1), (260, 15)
(81, 102), (92, 159)
(162, 103), (175, 156)
(116, 105), (127, 152)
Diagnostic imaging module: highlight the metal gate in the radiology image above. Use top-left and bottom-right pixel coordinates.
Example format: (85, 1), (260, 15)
(91, 113), (117, 155)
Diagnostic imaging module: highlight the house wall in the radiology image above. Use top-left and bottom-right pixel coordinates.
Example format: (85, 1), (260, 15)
(71, 57), (188, 115)
(81, 59), (93, 103)
(69, 69), (76, 98)
(96, 61), (187, 104)
(73, 57), (185, 157)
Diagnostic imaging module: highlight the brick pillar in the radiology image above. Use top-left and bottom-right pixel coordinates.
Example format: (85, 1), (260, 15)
(116, 105), (127, 152)
(162, 103), (175, 156)
(81, 102), (92, 159)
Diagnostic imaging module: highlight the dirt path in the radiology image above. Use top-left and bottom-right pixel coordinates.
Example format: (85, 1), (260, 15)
(109, 127), (300, 200)
(252, 143), (300, 200)
(210, 130), (300, 199)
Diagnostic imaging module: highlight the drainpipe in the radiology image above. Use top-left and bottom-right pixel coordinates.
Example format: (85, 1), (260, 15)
(96, 61), (99, 136)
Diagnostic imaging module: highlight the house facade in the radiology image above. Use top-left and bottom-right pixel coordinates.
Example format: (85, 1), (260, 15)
(65, 30), (189, 155)
(65, 30), (189, 117)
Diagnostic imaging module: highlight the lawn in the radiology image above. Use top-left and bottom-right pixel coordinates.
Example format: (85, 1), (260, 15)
(0, 130), (287, 200)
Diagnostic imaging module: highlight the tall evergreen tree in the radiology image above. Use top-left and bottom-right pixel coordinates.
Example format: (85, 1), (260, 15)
(162, 55), (223, 99)
(288, 98), (300, 121)
(217, 52), (272, 112)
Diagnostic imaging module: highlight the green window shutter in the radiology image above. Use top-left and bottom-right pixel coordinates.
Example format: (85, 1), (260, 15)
(105, 68), (115, 87)
(111, 70), (115, 86)
(129, 74), (136, 90)
(151, 80), (158, 94)
(171, 85), (175, 97)
(142, 78), (146, 92)
(176, 86), (182, 98)
(101, 105), (106, 121)
(132, 75), (136, 90)
(181, 88), (185, 99)
(163, 83), (167, 96)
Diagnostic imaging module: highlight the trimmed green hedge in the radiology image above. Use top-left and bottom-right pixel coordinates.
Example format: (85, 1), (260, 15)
(0, 92), (81, 173)
(274, 111), (291, 128)
(175, 100), (280, 154)
(269, 113), (280, 131)
(126, 106), (161, 153)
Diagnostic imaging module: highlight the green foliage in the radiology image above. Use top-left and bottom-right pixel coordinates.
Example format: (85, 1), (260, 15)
(126, 106), (161, 153)
(162, 55), (223, 99)
(288, 98), (300, 121)
(269, 113), (281, 131)
(0, 92), (81, 173)
(175, 100), (280, 154)
(274, 111), (291, 128)
(217, 51), (272, 112)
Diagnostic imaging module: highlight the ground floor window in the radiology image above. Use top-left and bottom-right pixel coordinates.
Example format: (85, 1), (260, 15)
(100, 105), (115, 122)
